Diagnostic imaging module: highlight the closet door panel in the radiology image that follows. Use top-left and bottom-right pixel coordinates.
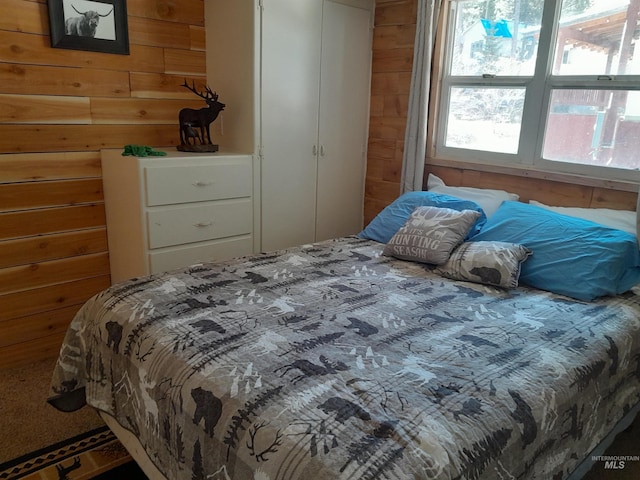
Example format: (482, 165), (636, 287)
(260, 0), (322, 252)
(315, 0), (372, 241)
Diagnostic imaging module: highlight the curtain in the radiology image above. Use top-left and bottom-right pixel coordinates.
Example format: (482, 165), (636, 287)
(400, 0), (443, 193)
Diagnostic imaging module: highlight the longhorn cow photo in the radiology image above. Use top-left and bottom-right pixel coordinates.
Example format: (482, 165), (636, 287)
(48, 0), (129, 55)
(64, 2), (114, 38)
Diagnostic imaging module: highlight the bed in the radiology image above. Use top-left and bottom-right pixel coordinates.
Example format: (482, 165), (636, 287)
(48, 177), (640, 480)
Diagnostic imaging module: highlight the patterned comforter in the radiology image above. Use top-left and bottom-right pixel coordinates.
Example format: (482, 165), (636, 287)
(49, 236), (640, 480)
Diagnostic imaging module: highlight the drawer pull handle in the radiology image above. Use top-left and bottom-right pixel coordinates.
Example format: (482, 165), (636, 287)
(193, 181), (214, 187)
(194, 221), (213, 228)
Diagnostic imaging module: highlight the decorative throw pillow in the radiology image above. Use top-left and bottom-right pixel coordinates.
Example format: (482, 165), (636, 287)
(435, 241), (532, 289)
(383, 206), (481, 265)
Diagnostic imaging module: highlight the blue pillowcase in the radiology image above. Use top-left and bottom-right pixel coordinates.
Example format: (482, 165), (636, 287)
(359, 191), (487, 243)
(470, 201), (640, 301)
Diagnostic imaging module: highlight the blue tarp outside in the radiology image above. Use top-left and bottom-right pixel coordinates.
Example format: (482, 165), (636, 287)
(481, 19), (512, 38)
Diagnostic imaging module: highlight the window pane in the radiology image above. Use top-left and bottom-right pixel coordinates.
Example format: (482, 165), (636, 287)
(445, 87), (525, 154)
(542, 88), (640, 169)
(554, 0), (640, 75)
(450, 0), (544, 76)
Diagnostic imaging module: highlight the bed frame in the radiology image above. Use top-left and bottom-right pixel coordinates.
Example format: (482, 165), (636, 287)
(100, 412), (167, 480)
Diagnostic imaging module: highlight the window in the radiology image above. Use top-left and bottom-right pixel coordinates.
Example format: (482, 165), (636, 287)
(435, 0), (640, 181)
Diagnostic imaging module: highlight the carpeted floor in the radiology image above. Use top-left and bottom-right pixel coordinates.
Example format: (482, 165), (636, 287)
(0, 357), (149, 479)
(1, 356), (640, 479)
(0, 357), (105, 463)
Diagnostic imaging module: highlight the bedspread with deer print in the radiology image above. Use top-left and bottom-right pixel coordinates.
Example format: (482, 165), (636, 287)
(49, 236), (640, 480)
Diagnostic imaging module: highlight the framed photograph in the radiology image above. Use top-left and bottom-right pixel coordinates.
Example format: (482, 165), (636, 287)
(48, 0), (129, 55)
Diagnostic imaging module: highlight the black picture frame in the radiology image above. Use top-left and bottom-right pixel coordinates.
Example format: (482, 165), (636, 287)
(48, 0), (129, 55)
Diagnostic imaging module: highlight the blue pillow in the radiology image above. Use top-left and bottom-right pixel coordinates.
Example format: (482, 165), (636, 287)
(359, 191), (487, 243)
(470, 201), (640, 301)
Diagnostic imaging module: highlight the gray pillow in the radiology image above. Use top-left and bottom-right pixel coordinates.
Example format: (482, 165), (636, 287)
(435, 241), (532, 288)
(383, 206), (481, 265)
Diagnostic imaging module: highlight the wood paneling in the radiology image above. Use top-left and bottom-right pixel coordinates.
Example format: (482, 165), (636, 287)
(0, 178), (103, 212)
(375, 0), (417, 25)
(0, 333), (69, 370)
(0, 228), (108, 269)
(0, 152), (101, 182)
(592, 187), (637, 210)
(426, 164), (638, 210)
(0, 0), (47, 35)
(371, 71), (412, 95)
(0, 31), (166, 73)
(90, 97), (202, 124)
(0, 305), (80, 349)
(372, 48), (414, 73)
(368, 116), (407, 140)
(0, 253), (110, 295)
(368, 138), (397, 159)
(0, 0), (206, 369)
(0, 124), (180, 153)
(364, 0), (413, 221)
(128, 16), (192, 49)
(0, 63), (131, 97)
(383, 94), (409, 117)
(0, 94), (91, 124)
(127, 0), (205, 26)
(0, 276), (111, 321)
(130, 72), (208, 99)
(0, 204), (106, 240)
(190, 26), (206, 51)
(164, 48), (207, 75)
(373, 25), (416, 50)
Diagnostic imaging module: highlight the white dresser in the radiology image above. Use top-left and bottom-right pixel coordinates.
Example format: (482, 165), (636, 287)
(101, 149), (256, 283)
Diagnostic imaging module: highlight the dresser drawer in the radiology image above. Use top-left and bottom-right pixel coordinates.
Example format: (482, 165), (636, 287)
(147, 199), (252, 249)
(149, 236), (253, 274)
(144, 160), (252, 206)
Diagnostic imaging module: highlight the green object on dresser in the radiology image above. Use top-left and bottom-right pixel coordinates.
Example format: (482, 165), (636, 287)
(121, 145), (167, 157)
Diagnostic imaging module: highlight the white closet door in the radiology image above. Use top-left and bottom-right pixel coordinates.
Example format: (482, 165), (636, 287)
(260, 0), (322, 252)
(315, 0), (372, 241)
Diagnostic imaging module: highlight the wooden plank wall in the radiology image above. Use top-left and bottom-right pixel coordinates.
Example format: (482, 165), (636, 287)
(365, 0), (416, 225)
(0, 0), (207, 369)
(427, 165), (638, 211)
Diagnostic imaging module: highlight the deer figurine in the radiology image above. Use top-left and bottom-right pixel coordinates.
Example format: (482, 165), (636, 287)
(178, 81), (225, 151)
(181, 121), (202, 146)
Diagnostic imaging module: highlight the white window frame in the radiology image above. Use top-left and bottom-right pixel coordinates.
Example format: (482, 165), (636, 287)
(432, 0), (640, 184)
